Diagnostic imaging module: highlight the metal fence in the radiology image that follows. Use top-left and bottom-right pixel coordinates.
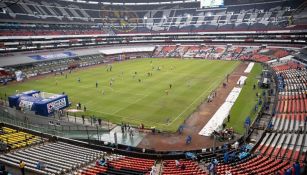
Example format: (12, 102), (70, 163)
(0, 106), (108, 141)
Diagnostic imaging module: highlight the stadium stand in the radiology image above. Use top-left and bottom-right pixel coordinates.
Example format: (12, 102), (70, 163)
(215, 59), (307, 174)
(79, 156), (155, 175)
(0, 0), (306, 174)
(0, 139), (104, 174)
(0, 0), (306, 34)
(161, 159), (207, 175)
(0, 127), (42, 150)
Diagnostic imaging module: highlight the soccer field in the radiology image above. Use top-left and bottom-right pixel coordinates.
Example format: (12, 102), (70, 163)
(0, 58), (240, 132)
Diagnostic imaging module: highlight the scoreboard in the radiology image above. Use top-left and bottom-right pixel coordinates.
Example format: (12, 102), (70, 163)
(200, 0), (224, 8)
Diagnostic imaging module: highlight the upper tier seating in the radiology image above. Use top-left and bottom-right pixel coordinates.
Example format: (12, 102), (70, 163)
(0, 0), (305, 35)
(153, 45), (293, 61)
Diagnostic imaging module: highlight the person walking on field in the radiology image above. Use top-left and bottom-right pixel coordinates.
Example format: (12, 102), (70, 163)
(165, 89), (169, 95)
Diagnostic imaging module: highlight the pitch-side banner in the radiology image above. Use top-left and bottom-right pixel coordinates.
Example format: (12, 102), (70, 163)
(29, 52), (77, 61)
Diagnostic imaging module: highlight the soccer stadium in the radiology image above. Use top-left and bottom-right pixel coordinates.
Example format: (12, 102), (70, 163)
(0, 0), (306, 174)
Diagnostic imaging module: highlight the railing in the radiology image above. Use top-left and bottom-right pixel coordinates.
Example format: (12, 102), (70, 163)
(0, 106), (108, 141)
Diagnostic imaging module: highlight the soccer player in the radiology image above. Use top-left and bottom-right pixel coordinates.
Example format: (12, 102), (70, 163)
(169, 84), (172, 89)
(78, 77), (80, 83)
(96, 81), (98, 88)
(165, 89), (169, 95)
(138, 78), (141, 83)
(110, 81), (113, 87)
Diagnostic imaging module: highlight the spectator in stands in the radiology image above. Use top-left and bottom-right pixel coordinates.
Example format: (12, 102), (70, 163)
(150, 165), (156, 175)
(96, 156), (107, 167)
(175, 160), (180, 168)
(36, 160), (46, 170)
(268, 121), (274, 130)
(180, 163), (186, 170)
(0, 163), (8, 175)
(36, 161), (41, 170)
(225, 170), (232, 175)
(234, 141), (239, 149)
(213, 158), (218, 165)
(208, 163), (215, 175)
(299, 123), (304, 133)
(19, 160), (25, 175)
(285, 168), (292, 175)
(293, 161), (300, 175)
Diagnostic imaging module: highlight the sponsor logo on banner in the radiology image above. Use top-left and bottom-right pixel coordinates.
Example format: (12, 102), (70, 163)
(19, 100), (33, 110)
(47, 98), (67, 113)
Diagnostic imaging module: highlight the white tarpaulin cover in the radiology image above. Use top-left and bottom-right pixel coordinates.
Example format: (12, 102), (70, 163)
(244, 62), (254, 73)
(225, 87), (242, 103)
(199, 87), (242, 136)
(99, 46), (155, 55)
(237, 76), (247, 85)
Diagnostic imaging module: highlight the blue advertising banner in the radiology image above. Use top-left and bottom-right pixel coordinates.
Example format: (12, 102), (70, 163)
(29, 52), (77, 61)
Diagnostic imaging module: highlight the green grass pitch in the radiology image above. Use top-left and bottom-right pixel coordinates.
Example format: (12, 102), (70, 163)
(228, 63), (263, 134)
(0, 58), (240, 132)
